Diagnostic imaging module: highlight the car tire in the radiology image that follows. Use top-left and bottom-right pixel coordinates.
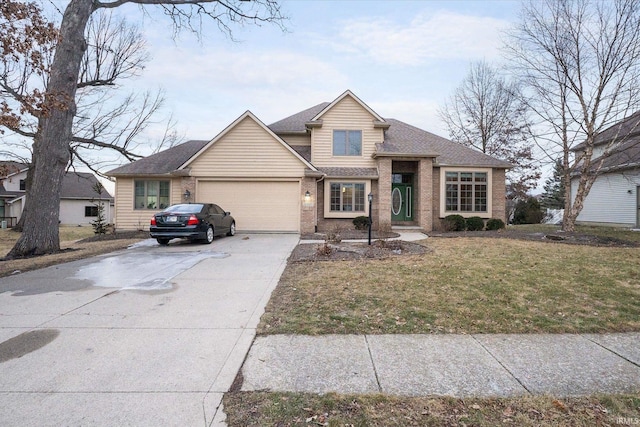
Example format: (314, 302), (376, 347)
(204, 225), (214, 244)
(157, 238), (170, 245)
(227, 221), (236, 236)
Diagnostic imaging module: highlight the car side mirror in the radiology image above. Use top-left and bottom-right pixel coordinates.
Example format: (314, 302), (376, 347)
(225, 212), (231, 216)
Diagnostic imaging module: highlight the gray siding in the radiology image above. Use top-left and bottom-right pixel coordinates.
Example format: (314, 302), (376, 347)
(572, 171), (640, 226)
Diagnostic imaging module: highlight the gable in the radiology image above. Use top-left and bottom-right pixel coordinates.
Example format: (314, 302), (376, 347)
(310, 95), (383, 168)
(187, 114), (310, 178)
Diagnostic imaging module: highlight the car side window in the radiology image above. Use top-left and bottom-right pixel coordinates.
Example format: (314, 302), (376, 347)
(213, 205), (224, 215)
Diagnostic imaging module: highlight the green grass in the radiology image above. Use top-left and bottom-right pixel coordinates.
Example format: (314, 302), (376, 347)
(259, 238), (640, 335)
(223, 392), (640, 427)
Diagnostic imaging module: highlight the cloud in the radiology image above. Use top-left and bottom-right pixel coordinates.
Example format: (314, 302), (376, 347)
(332, 10), (509, 66)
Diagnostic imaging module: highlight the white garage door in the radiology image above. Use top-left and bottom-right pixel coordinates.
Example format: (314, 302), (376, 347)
(197, 181), (300, 232)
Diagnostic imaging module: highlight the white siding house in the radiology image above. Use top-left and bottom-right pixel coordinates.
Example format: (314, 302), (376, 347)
(0, 162), (114, 227)
(571, 111), (640, 228)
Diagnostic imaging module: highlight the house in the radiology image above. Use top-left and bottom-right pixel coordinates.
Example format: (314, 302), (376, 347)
(0, 162), (114, 227)
(107, 90), (511, 233)
(571, 111), (640, 228)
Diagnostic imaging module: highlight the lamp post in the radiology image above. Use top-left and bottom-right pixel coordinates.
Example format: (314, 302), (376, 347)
(368, 192), (373, 245)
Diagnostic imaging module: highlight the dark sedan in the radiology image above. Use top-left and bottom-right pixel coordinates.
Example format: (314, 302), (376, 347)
(150, 203), (235, 245)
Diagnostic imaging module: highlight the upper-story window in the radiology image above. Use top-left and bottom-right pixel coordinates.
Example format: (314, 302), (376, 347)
(332, 130), (362, 156)
(19, 179), (26, 191)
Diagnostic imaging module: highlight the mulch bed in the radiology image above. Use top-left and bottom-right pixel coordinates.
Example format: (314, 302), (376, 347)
(291, 227), (639, 262)
(289, 239), (431, 262)
(78, 230), (149, 243)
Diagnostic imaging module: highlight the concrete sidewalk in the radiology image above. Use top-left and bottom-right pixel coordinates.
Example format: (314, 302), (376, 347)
(240, 333), (640, 397)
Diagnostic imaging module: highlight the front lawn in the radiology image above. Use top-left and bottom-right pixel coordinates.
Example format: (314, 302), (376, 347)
(223, 392), (640, 427)
(259, 237), (640, 335)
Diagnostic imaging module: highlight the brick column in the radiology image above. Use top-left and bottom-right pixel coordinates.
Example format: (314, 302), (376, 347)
(491, 169), (506, 222)
(418, 158), (433, 231)
(300, 177), (317, 234)
(377, 157), (392, 229)
(180, 177), (196, 203)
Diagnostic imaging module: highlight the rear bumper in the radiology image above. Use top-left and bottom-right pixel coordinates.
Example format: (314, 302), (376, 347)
(150, 226), (205, 240)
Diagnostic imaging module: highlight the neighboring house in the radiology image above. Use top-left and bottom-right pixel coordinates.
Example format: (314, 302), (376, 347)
(571, 111), (640, 228)
(107, 90), (511, 233)
(0, 162), (114, 227)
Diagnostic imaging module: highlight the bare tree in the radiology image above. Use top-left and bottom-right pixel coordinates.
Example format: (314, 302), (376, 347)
(4, 0), (284, 258)
(504, 0), (640, 231)
(2, 4), (177, 231)
(439, 61), (541, 199)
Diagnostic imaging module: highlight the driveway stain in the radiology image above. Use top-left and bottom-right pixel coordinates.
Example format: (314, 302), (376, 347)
(0, 329), (60, 363)
(74, 251), (229, 291)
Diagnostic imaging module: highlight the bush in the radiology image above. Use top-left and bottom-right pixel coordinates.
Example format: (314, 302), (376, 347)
(512, 197), (544, 224)
(443, 214), (466, 231)
(486, 218), (505, 230)
(353, 216), (369, 230)
(466, 216), (484, 231)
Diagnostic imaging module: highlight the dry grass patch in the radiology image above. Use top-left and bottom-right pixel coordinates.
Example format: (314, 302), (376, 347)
(0, 227), (146, 277)
(259, 238), (640, 334)
(223, 391), (640, 427)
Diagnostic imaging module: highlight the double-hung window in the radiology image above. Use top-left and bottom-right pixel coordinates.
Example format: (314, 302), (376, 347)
(445, 171), (488, 213)
(330, 183), (365, 212)
(332, 130), (362, 156)
(134, 180), (170, 210)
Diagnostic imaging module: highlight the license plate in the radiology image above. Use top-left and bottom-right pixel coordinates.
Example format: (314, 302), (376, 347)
(166, 216), (178, 222)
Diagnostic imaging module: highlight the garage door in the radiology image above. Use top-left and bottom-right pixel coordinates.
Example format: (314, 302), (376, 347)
(197, 181), (300, 232)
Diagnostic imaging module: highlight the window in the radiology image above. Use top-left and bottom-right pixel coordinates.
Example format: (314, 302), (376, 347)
(330, 183), (365, 212)
(445, 171), (488, 213)
(134, 180), (170, 210)
(19, 179), (26, 191)
(333, 130), (362, 156)
(85, 206), (99, 217)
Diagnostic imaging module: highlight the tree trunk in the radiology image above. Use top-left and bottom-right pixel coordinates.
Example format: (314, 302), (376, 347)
(6, 0), (94, 258)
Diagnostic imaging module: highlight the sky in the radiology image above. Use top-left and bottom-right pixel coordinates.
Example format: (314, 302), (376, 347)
(110, 0), (521, 153)
(37, 0), (523, 184)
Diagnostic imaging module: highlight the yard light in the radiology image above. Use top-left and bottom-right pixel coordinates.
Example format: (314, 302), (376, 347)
(368, 192), (373, 245)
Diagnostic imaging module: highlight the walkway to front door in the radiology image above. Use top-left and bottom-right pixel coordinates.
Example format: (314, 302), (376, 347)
(391, 174), (413, 222)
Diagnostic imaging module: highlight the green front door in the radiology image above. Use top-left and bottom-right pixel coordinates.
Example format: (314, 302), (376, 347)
(391, 183), (413, 222)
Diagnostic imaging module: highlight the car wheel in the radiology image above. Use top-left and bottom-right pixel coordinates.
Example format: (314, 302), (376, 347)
(157, 238), (170, 245)
(227, 221), (236, 236)
(204, 225), (214, 244)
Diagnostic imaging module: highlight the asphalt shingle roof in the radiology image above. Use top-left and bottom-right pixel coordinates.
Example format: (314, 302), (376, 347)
(107, 140), (209, 176)
(381, 119), (512, 168)
(268, 103), (330, 133)
(589, 135), (640, 172)
(112, 100), (512, 176)
(61, 172), (113, 199)
(318, 167), (379, 178)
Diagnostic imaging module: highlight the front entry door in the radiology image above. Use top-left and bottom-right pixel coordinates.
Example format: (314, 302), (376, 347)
(391, 182), (413, 222)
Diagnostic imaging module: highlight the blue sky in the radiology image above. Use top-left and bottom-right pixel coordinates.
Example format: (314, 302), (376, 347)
(108, 0), (520, 156)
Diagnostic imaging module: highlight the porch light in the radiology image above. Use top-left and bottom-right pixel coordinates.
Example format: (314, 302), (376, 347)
(183, 189), (191, 201)
(304, 191), (311, 202)
(368, 192), (373, 245)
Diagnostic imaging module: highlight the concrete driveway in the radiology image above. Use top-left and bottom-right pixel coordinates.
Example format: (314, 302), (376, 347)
(0, 233), (299, 426)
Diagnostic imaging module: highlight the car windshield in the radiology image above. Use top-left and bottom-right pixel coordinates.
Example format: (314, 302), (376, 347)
(162, 204), (203, 214)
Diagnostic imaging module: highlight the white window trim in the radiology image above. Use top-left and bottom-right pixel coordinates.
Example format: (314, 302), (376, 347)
(324, 179), (371, 218)
(439, 167), (493, 218)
